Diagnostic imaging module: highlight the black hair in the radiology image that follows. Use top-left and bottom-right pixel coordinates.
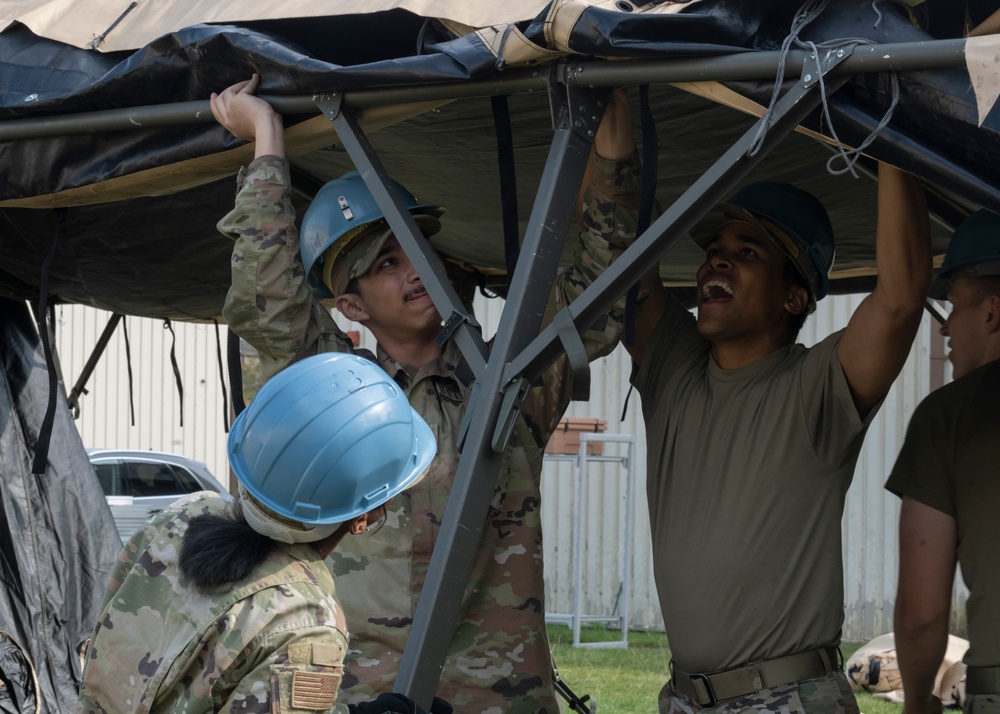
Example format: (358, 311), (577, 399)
(179, 500), (276, 593)
(344, 276), (361, 297)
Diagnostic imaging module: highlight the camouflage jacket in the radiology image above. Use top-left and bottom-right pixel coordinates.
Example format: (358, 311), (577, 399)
(78, 492), (353, 714)
(219, 153), (640, 714)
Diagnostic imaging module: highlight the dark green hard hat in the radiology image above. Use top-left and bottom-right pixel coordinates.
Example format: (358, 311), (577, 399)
(692, 182), (835, 311)
(929, 209), (1000, 299)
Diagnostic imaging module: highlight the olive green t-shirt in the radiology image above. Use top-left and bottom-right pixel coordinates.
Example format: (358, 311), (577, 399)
(634, 303), (871, 673)
(885, 359), (1000, 667)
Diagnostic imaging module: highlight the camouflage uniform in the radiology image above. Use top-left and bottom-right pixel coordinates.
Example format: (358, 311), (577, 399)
(659, 674), (860, 714)
(219, 154), (640, 713)
(79, 492), (353, 714)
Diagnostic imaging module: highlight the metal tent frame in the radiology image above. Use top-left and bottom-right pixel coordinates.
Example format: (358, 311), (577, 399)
(310, 41), (970, 707)
(3, 36), (975, 709)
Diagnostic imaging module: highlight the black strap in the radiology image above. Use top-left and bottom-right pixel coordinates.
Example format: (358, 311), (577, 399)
(227, 328), (246, 417)
(162, 319), (184, 427)
(625, 84), (659, 347)
(212, 319), (230, 433)
(554, 310), (591, 401)
(122, 317), (136, 426)
(30, 224), (60, 475)
(492, 94), (521, 280)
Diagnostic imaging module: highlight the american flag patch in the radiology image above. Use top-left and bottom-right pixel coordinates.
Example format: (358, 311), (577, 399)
(290, 671), (339, 710)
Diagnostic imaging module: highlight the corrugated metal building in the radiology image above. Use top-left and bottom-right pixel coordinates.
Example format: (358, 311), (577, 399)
(54, 293), (964, 643)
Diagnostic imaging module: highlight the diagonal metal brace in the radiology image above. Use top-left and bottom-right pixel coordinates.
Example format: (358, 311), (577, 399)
(314, 92), (489, 379)
(502, 40), (858, 389)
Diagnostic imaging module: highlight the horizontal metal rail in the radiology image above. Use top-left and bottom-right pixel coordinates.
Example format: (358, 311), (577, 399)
(0, 39), (967, 141)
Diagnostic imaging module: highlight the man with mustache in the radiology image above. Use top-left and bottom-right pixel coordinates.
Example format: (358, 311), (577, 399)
(624, 170), (931, 714)
(888, 210), (1000, 714)
(211, 75), (640, 713)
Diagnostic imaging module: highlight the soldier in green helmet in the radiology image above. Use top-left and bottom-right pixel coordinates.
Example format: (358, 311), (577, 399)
(888, 209), (1000, 714)
(624, 166), (932, 714)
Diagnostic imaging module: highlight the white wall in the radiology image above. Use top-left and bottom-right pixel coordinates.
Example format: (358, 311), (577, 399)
(55, 293), (960, 642)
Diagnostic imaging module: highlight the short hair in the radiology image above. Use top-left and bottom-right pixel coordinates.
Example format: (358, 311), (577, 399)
(960, 273), (1000, 301)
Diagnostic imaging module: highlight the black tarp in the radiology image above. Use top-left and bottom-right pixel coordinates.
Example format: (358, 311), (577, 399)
(0, 0), (998, 319)
(0, 300), (121, 713)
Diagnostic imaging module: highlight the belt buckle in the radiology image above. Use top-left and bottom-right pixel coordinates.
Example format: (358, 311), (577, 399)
(689, 672), (718, 707)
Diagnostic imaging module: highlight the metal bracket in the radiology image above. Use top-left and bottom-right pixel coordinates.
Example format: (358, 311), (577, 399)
(314, 91), (342, 121)
(491, 376), (530, 455)
(548, 65), (613, 140)
(435, 309), (481, 347)
(801, 45), (855, 88)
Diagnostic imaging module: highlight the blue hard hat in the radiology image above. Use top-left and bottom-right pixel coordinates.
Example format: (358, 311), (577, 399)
(228, 353), (436, 528)
(299, 171), (444, 299)
(929, 209), (1000, 299)
(692, 182), (836, 307)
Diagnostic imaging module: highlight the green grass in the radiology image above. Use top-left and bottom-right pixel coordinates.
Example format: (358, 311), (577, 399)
(548, 625), (905, 714)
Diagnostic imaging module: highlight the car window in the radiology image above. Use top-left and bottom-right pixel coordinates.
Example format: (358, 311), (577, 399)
(170, 464), (202, 493)
(126, 462), (187, 497)
(91, 461), (123, 497)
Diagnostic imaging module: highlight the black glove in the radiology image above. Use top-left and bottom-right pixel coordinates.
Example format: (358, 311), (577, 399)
(347, 692), (453, 714)
(428, 697), (453, 714)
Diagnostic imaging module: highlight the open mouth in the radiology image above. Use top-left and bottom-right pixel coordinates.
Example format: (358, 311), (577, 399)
(700, 279), (734, 304)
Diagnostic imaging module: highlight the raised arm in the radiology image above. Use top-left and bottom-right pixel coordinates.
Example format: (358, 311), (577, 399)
(894, 496), (956, 714)
(213, 76), (353, 380)
(839, 163), (931, 418)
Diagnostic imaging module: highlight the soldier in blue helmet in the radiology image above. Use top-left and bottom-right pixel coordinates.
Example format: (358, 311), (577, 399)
(79, 353), (450, 714)
(623, 167), (931, 714)
(888, 209), (1000, 714)
(210, 75), (640, 713)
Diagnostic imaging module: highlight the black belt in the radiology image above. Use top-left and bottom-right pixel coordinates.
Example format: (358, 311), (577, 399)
(671, 647), (842, 707)
(967, 666), (1000, 695)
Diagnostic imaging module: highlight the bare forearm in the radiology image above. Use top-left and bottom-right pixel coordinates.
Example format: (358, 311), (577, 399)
(895, 607), (947, 714)
(874, 162), (931, 314)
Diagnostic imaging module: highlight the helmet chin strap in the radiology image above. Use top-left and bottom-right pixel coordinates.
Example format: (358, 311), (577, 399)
(239, 484), (340, 544)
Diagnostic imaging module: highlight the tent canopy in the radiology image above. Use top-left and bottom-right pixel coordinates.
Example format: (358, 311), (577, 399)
(2, 0), (999, 321)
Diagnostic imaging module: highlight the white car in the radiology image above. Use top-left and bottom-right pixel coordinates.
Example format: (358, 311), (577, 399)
(87, 449), (230, 544)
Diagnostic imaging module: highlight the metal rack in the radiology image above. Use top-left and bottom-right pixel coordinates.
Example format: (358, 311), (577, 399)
(544, 432), (635, 649)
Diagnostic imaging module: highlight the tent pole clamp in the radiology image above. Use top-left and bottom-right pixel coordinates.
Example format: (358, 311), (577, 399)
(314, 91), (343, 121)
(491, 376), (530, 454)
(434, 309), (480, 347)
(801, 44), (855, 88)
(548, 65), (612, 141)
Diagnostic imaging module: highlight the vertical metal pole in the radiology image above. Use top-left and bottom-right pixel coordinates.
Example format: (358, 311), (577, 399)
(621, 435), (634, 649)
(393, 82), (610, 706)
(572, 439), (587, 648)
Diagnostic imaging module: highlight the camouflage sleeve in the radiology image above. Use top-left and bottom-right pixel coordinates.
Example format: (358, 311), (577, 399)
(217, 156), (354, 382)
(218, 636), (352, 714)
(522, 152), (642, 444)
